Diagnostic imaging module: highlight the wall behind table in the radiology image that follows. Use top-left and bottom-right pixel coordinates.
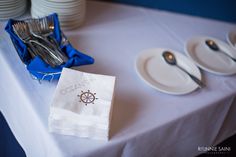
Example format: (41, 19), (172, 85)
(99, 0), (236, 23)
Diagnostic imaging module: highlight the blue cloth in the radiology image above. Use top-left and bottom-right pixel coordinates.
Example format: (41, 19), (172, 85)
(5, 13), (94, 81)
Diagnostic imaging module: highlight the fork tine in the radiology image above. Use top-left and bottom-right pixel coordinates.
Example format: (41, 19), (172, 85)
(43, 17), (48, 32)
(13, 22), (28, 41)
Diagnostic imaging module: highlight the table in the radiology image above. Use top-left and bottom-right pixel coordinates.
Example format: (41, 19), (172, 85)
(1, 1), (236, 157)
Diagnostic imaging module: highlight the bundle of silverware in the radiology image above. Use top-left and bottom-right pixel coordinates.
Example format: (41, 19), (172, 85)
(12, 16), (68, 67)
(5, 13), (94, 81)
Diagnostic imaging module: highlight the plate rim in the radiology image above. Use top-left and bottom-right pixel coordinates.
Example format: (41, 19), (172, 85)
(184, 36), (236, 76)
(135, 48), (201, 95)
(226, 30), (236, 50)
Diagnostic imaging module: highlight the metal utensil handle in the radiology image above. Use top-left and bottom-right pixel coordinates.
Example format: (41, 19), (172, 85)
(27, 42), (38, 58)
(61, 31), (70, 46)
(219, 50), (236, 62)
(29, 40), (63, 64)
(177, 65), (205, 88)
(48, 36), (60, 48)
(32, 43), (58, 67)
(31, 32), (55, 49)
(32, 33), (68, 63)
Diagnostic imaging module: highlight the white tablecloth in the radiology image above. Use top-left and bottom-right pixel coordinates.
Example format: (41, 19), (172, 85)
(1, 1), (236, 157)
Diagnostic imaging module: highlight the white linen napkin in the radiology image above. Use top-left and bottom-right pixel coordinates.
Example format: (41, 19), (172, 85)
(49, 68), (115, 140)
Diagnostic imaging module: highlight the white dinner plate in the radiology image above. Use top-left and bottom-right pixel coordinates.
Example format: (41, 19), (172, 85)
(135, 48), (201, 95)
(0, 4), (25, 15)
(0, 1), (26, 20)
(226, 29), (236, 50)
(31, 0), (85, 30)
(44, 0), (79, 3)
(39, 0), (84, 8)
(0, 0), (21, 5)
(31, 1), (84, 15)
(185, 36), (236, 75)
(0, 1), (23, 10)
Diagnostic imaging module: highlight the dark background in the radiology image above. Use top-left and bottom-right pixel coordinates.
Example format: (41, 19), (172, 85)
(99, 0), (236, 23)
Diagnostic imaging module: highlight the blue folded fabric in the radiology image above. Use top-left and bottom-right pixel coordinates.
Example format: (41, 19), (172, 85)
(5, 13), (94, 81)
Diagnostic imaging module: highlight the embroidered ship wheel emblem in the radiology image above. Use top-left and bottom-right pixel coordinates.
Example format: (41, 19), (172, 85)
(78, 90), (98, 105)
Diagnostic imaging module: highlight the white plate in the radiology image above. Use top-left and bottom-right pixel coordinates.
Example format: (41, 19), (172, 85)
(0, 2), (23, 10)
(31, 1), (85, 12)
(185, 36), (236, 75)
(31, 0), (84, 10)
(31, 2), (85, 16)
(44, 0), (81, 3)
(0, 4), (26, 15)
(37, 0), (84, 8)
(135, 48), (201, 95)
(0, 0), (21, 5)
(0, 3), (26, 20)
(226, 29), (236, 50)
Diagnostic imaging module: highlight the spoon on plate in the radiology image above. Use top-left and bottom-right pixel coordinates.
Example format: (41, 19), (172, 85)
(205, 39), (236, 62)
(162, 51), (205, 88)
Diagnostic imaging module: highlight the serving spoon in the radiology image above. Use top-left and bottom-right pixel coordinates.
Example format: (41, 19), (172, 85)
(162, 51), (205, 88)
(205, 39), (236, 62)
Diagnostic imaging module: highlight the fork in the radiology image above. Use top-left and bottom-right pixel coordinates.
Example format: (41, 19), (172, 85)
(13, 22), (62, 67)
(61, 31), (70, 46)
(13, 22), (37, 58)
(27, 17), (68, 63)
(40, 16), (68, 61)
(39, 16), (58, 46)
(10, 37), (35, 63)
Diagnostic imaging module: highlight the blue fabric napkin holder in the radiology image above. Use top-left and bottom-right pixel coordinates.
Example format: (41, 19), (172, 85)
(5, 13), (94, 81)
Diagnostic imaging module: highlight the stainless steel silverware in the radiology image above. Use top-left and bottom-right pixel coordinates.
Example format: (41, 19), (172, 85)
(162, 51), (205, 88)
(205, 39), (236, 62)
(13, 22), (61, 67)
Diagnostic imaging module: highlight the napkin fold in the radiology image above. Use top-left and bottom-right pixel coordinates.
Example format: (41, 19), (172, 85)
(49, 68), (115, 140)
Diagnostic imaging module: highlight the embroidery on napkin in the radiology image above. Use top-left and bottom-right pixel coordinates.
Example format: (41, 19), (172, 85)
(59, 76), (94, 95)
(78, 90), (98, 106)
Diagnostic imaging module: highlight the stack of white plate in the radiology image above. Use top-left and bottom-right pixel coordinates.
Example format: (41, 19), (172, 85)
(31, 0), (86, 30)
(0, 0), (27, 20)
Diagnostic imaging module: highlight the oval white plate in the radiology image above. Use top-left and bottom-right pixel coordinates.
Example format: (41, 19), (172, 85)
(185, 36), (236, 75)
(135, 48), (201, 95)
(226, 29), (236, 50)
